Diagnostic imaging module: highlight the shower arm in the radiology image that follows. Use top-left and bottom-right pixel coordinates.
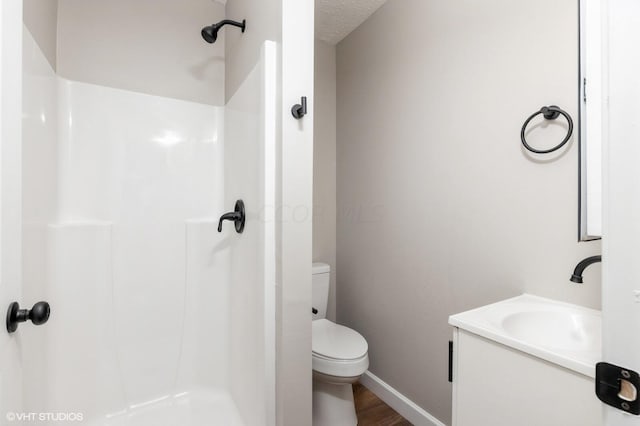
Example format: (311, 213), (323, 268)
(216, 20), (246, 32)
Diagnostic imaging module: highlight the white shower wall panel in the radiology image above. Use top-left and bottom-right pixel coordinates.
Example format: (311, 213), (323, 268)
(55, 81), (228, 407)
(21, 24), (275, 426)
(226, 62), (264, 426)
(46, 222), (124, 417)
(180, 219), (231, 390)
(225, 41), (277, 426)
(21, 26), (59, 418)
(42, 220), (233, 422)
(22, 27), (58, 226)
(56, 79), (224, 222)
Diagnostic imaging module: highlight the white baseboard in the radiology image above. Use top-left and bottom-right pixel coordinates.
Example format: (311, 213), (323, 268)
(359, 371), (446, 426)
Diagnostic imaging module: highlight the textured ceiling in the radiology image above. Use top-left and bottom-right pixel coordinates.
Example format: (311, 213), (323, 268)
(315, 0), (387, 45)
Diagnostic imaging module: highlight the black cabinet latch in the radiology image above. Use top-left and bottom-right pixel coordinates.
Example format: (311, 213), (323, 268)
(596, 362), (640, 415)
(448, 340), (453, 383)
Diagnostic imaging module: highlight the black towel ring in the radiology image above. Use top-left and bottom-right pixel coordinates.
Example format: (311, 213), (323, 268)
(520, 105), (573, 154)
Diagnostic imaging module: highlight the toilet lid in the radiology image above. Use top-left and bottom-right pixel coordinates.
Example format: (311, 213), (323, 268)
(312, 319), (368, 360)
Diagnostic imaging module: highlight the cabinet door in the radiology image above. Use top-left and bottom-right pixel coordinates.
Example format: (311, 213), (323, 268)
(452, 329), (602, 426)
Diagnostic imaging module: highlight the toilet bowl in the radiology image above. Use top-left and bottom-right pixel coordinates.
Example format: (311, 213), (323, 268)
(312, 263), (369, 426)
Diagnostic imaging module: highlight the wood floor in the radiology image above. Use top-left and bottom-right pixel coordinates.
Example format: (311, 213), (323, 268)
(353, 382), (412, 426)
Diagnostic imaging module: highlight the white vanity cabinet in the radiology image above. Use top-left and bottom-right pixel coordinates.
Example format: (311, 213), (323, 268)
(449, 295), (604, 426)
(451, 329), (601, 426)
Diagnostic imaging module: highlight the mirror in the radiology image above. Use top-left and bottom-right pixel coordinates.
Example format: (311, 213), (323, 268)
(579, 0), (603, 241)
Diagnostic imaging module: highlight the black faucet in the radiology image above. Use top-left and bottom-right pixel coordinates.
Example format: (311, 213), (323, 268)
(218, 200), (245, 233)
(570, 255), (602, 283)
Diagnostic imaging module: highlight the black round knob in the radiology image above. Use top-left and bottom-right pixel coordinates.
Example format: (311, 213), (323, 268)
(29, 301), (50, 326)
(6, 301), (51, 333)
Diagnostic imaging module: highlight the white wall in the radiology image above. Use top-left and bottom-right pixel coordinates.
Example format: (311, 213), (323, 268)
(277, 1), (315, 425)
(0, 0), (25, 418)
(602, 1), (640, 424)
(224, 0), (281, 101)
(313, 39), (337, 321)
(336, 1), (601, 424)
(224, 1), (315, 424)
(23, 0), (58, 70)
(57, 0), (226, 105)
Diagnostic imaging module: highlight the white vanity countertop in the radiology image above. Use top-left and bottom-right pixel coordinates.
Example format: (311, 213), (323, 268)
(449, 294), (602, 378)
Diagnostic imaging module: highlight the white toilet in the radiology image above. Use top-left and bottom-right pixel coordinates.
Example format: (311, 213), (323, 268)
(312, 262), (369, 426)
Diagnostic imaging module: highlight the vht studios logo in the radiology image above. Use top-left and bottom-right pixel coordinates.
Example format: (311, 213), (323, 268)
(6, 412), (84, 422)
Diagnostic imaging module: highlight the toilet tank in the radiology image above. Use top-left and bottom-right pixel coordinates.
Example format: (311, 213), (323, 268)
(312, 262), (330, 320)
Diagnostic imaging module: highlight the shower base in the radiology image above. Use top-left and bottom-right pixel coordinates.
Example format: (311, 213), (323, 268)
(92, 389), (244, 426)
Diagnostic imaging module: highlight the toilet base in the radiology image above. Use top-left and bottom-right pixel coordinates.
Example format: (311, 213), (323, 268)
(312, 379), (358, 426)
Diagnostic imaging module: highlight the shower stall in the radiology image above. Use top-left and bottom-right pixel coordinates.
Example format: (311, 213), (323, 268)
(0, 1), (285, 424)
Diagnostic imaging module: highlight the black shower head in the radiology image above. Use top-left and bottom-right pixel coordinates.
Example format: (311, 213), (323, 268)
(201, 24), (219, 43)
(201, 19), (246, 44)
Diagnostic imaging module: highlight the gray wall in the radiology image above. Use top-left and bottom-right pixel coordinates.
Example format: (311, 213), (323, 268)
(336, 1), (601, 424)
(313, 39), (337, 321)
(225, 0), (281, 101)
(57, 0), (225, 105)
(23, 0), (58, 70)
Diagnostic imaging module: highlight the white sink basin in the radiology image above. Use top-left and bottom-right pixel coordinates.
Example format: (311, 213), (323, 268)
(502, 310), (601, 352)
(449, 294), (602, 377)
